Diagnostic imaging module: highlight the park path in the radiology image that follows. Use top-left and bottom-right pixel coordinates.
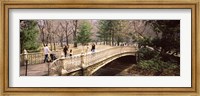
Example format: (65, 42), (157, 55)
(20, 63), (49, 76)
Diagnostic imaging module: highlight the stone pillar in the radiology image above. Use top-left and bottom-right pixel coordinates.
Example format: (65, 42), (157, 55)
(60, 56), (66, 70)
(80, 52), (85, 75)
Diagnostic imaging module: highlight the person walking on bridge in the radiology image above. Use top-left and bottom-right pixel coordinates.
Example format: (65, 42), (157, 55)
(63, 45), (69, 57)
(43, 44), (51, 63)
(91, 43), (96, 53)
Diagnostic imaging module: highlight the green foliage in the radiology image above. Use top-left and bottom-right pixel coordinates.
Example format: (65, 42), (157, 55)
(130, 21), (180, 75)
(20, 20), (40, 53)
(151, 37), (161, 48)
(138, 47), (159, 60)
(138, 37), (152, 48)
(138, 58), (179, 75)
(97, 20), (110, 43)
(97, 20), (124, 45)
(136, 20), (180, 75)
(149, 20), (180, 55)
(77, 21), (92, 45)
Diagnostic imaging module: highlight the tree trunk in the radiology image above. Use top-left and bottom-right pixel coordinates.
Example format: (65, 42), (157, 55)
(109, 30), (112, 46)
(50, 35), (53, 51)
(53, 42), (56, 51)
(60, 36), (63, 47)
(60, 40), (63, 47)
(52, 35), (56, 51)
(104, 39), (106, 45)
(111, 30), (114, 46)
(65, 24), (69, 46)
(20, 42), (24, 54)
(66, 36), (69, 46)
(41, 32), (45, 46)
(117, 40), (120, 46)
(46, 36), (49, 46)
(73, 20), (78, 47)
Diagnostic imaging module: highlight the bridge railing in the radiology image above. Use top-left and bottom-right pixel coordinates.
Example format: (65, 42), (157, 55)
(20, 51), (62, 66)
(85, 46), (136, 67)
(85, 47), (119, 66)
(62, 55), (82, 72)
(49, 46), (136, 75)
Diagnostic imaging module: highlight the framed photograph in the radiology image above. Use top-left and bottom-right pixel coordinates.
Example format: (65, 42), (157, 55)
(1, 0), (199, 95)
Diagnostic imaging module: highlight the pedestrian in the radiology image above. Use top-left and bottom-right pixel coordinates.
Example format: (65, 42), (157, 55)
(91, 43), (95, 53)
(69, 49), (73, 57)
(63, 45), (69, 57)
(43, 44), (51, 63)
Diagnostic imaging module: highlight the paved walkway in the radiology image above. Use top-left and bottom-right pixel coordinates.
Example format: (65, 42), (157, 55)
(20, 63), (49, 76)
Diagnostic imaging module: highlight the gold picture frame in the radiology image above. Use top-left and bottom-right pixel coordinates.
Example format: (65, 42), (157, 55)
(0, 0), (199, 96)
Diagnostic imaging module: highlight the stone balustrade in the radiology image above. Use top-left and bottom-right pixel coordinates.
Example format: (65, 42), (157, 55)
(49, 46), (136, 76)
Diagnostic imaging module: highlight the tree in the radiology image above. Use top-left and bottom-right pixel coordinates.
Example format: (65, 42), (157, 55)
(37, 20), (46, 46)
(98, 20), (123, 46)
(149, 20), (180, 56)
(37, 20), (52, 46)
(113, 20), (126, 46)
(97, 20), (110, 45)
(56, 23), (65, 47)
(20, 20), (39, 53)
(136, 20), (180, 76)
(60, 20), (74, 46)
(45, 20), (53, 50)
(73, 20), (78, 47)
(77, 21), (92, 45)
(51, 22), (60, 50)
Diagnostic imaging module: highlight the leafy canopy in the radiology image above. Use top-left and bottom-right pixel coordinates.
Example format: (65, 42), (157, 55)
(77, 21), (92, 45)
(20, 20), (39, 53)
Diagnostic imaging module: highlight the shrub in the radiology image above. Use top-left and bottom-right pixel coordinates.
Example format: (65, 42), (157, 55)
(138, 47), (159, 60)
(138, 58), (179, 76)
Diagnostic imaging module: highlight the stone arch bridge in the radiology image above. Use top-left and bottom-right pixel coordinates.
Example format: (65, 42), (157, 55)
(49, 46), (137, 76)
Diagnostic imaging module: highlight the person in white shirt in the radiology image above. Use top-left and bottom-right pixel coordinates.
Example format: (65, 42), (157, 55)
(43, 44), (51, 63)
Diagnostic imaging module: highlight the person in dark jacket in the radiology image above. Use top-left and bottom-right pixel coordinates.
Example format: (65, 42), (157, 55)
(63, 45), (69, 57)
(91, 43), (95, 53)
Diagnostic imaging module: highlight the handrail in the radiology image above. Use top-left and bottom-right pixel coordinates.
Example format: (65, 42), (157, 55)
(20, 51), (61, 65)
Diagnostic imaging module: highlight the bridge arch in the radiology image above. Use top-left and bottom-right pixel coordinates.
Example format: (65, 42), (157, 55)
(92, 55), (136, 76)
(84, 53), (136, 76)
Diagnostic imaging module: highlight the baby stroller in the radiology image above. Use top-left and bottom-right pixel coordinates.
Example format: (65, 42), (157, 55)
(50, 53), (57, 62)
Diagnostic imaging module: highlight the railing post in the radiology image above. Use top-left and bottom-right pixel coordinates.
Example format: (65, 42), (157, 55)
(80, 52), (85, 76)
(60, 55), (66, 69)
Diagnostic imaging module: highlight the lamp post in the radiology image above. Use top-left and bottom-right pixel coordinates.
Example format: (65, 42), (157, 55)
(23, 49), (28, 76)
